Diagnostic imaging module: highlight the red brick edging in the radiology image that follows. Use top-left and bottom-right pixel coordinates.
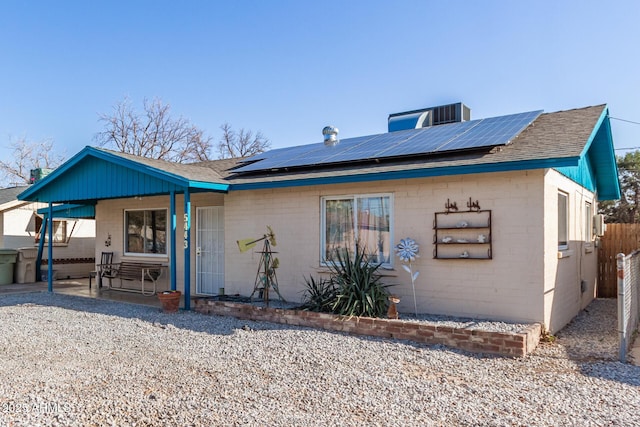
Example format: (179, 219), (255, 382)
(193, 299), (541, 357)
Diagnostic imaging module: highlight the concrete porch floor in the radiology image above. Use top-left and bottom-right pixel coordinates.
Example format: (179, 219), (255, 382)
(0, 278), (165, 308)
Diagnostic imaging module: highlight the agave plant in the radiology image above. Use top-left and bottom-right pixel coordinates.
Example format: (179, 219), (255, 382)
(326, 244), (392, 318)
(300, 275), (336, 312)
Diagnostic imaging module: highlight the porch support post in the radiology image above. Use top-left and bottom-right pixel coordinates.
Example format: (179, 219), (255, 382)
(47, 203), (53, 293)
(35, 217), (47, 283)
(170, 190), (177, 291)
(183, 189), (191, 310)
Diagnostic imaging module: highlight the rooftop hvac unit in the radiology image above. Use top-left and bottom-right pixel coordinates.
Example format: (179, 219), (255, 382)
(29, 168), (53, 184)
(388, 102), (470, 132)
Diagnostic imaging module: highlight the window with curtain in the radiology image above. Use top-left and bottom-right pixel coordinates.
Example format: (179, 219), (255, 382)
(35, 217), (68, 244)
(321, 194), (392, 266)
(124, 209), (167, 255)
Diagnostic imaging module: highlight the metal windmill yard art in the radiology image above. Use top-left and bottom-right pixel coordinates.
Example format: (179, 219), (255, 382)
(237, 226), (285, 304)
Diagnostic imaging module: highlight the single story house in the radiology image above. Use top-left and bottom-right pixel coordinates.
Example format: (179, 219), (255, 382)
(18, 102), (619, 333)
(0, 185), (96, 281)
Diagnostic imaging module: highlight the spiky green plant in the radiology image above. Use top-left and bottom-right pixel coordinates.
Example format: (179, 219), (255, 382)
(300, 275), (336, 312)
(326, 244), (392, 318)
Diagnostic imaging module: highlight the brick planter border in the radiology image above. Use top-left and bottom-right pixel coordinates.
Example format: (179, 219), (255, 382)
(193, 298), (541, 357)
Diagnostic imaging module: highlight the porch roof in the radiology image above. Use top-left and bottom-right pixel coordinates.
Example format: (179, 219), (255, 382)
(18, 146), (229, 204)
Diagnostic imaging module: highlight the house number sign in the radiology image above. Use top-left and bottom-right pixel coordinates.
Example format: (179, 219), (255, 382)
(183, 213), (189, 249)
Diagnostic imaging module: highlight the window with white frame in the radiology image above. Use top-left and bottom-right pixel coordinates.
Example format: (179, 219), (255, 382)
(124, 209), (167, 255)
(35, 216), (68, 244)
(321, 194), (393, 266)
(585, 201), (593, 242)
(558, 192), (569, 249)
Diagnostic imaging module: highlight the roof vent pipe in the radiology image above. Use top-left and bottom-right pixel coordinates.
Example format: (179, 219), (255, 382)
(322, 126), (339, 146)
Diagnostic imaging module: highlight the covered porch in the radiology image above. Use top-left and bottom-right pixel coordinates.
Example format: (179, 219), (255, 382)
(17, 146), (230, 310)
(0, 277), (166, 308)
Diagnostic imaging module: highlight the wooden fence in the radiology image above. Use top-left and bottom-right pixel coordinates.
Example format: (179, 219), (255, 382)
(598, 223), (640, 297)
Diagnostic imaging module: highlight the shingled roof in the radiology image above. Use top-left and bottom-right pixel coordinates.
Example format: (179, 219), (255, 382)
(224, 105), (618, 200)
(92, 148), (229, 185)
(16, 104), (619, 204)
(0, 186), (29, 207)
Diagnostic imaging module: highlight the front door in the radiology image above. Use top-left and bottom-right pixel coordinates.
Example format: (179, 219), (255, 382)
(196, 206), (224, 295)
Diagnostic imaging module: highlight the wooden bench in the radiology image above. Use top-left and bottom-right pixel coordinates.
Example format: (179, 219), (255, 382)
(98, 261), (166, 296)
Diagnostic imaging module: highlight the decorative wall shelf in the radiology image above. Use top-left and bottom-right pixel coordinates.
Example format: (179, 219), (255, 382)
(433, 208), (492, 260)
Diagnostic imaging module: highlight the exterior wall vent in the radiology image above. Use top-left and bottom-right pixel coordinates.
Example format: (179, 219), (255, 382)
(388, 102), (471, 132)
(322, 126), (339, 146)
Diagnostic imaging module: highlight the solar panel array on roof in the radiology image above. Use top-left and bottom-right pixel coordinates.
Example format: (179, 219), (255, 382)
(235, 109), (543, 173)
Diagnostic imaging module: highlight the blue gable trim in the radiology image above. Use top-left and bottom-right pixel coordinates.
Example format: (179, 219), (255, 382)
(18, 146), (229, 203)
(555, 157), (597, 193)
(555, 108), (620, 200)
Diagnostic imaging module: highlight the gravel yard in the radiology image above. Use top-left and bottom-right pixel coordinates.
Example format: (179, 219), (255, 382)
(0, 293), (638, 426)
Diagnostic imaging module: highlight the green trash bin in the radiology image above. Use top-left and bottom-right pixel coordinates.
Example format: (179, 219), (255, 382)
(0, 249), (18, 285)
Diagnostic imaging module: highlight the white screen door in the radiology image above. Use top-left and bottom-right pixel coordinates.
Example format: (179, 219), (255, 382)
(196, 206), (224, 295)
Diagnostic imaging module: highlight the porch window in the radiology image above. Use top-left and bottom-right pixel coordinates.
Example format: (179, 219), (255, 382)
(558, 192), (569, 249)
(124, 209), (167, 255)
(35, 217), (68, 244)
(321, 194), (393, 267)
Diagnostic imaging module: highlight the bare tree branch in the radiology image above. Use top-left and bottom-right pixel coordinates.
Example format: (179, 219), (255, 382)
(96, 97), (270, 162)
(95, 97), (214, 163)
(0, 137), (65, 186)
(217, 123), (270, 159)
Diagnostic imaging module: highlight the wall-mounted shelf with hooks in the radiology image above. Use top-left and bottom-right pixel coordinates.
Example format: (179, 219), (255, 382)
(433, 208), (492, 260)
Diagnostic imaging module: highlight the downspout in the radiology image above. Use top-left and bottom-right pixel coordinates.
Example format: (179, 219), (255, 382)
(47, 203), (53, 293)
(170, 190), (177, 291)
(183, 189), (191, 310)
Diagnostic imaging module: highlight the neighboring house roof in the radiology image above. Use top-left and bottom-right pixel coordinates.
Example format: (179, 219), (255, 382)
(225, 105), (620, 200)
(0, 186), (30, 211)
(16, 104), (620, 205)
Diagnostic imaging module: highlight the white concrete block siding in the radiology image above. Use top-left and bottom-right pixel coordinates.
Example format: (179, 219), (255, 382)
(1, 202), (96, 279)
(95, 168), (597, 333)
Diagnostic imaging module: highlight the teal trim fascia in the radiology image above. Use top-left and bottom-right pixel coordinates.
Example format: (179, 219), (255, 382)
(187, 181), (229, 192)
(578, 107), (609, 158)
(597, 114), (621, 199)
(229, 157), (580, 191)
(562, 106), (620, 200)
(37, 203), (96, 219)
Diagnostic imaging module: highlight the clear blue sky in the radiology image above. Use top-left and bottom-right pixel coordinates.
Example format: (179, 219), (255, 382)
(1, 0), (639, 163)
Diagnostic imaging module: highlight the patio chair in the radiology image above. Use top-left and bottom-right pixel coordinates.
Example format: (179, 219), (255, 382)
(89, 252), (114, 289)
